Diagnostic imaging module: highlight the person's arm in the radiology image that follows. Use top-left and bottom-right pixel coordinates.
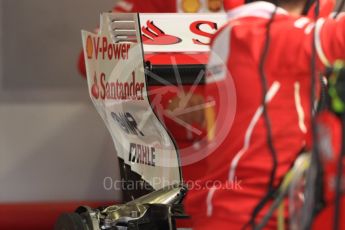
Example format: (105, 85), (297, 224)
(275, 15), (345, 73)
(315, 15), (345, 67)
(77, 51), (87, 77)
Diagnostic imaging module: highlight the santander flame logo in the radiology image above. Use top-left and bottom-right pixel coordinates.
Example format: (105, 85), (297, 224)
(91, 73), (100, 99)
(90, 72), (145, 101)
(141, 21), (182, 45)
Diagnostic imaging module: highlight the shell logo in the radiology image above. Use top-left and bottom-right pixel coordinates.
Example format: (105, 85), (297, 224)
(182, 0), (201, 13)
(86, 35), (93, 59)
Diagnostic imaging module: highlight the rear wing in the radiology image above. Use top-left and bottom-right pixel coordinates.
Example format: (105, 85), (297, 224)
(81, 13), (227, 199)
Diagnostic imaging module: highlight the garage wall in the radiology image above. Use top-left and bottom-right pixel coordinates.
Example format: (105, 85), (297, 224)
(0, 0), (122, 202)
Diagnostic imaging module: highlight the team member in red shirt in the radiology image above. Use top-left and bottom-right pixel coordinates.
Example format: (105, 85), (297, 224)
(184, 0), (345, 229)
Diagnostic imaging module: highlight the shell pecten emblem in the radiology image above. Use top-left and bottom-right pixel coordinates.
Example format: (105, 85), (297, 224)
(182, 0), (201, 13)
(86, 35), (93, 59)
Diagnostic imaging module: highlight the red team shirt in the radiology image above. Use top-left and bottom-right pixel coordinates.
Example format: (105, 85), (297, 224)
(184, 1), (345, 229)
